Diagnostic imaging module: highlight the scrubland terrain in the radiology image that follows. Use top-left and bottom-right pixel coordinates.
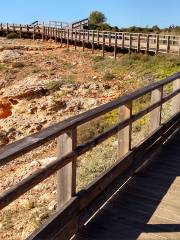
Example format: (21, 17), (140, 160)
(0, 37), (180, 239)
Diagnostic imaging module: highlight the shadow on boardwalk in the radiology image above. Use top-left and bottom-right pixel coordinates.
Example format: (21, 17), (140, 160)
(75, 129), (180, 240)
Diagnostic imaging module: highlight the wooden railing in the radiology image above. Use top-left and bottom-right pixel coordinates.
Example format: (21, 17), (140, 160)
(0, 73), (180, 239)
(72, 18), (89, 29)
(0, 23), (180, 55)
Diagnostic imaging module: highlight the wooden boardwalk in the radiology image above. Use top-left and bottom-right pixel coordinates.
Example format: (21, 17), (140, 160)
(0, 22), (180, 56)
(74, 128), (180, 240)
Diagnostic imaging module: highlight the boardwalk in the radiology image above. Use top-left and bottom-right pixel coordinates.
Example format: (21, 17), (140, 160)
(0, 22), (180, 56)
(75, 129), (180, 240)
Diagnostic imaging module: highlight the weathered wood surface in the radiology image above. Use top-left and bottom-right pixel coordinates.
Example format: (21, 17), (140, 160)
(75, 129), (180, 240)
(0, 23), (180, 55)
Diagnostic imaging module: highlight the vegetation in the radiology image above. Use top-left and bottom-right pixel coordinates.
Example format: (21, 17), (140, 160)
(88, 11), (180, 34)
(93, 53), (180, 84)
(6, 32), (18, 39)
(0, 64), (5, 70)
(89, 11), (106, 25)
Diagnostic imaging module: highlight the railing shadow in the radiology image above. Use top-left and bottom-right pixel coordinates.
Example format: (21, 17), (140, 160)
(75, 129), (180, 239)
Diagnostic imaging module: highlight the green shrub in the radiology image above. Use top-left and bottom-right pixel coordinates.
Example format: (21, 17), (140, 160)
(45, 81), (62, 90)
(103, 71), (115, 81)
(0, 64), (5, 70)
(91, 55), (104, 62)
(6, 32), (18, 39)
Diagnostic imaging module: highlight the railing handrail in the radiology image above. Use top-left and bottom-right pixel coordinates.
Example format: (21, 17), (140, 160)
(0, 72), (179, 167)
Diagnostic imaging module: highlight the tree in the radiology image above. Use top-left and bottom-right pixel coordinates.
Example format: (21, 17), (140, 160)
(89, 11), (106, 25)
(152, 25), (160, 33)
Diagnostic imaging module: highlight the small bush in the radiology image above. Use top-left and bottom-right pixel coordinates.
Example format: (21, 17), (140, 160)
(45, 81), (62, 90)
(12, 62), (25, 68)
(91, 55), (104, 62)
(0, 64), (5, 70)
(61, 74), (75, 84)
(6, 32), (18, 39)
(103, 71), (115, 81)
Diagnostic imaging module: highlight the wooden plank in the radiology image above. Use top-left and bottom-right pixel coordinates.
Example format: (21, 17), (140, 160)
(57, 128), (77, 208)
(150, 87), (163, 132)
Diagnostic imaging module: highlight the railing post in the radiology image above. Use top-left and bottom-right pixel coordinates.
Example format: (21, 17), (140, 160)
(129, 34), (132, 54)
(137, 33), (140, 52)
(167, 36), (170, 53)
(92, 31), (94, 53)
(114, 32), (117, 60)
(33, 26), (35, 41)
(102, 32), (105, 57)
(109, 32), (111, 47)
(122, 32), (125, 49)
(172, 78), (180, 115)
(67, 29), (69, 49)
(75, 29), (77, 50)
(42, 22), (45, 41)
(57, 128), (77, 208)
(60, 30), (63, 47)
(146, 34), (149, 53)
(97, 30), (99, 44)
(150, 87), (163, 132)
(82, 30), (85, 51)
(118, 102), (132, 158)
(19, 24), (22, 38)
(156, 34), (159, 54)
(55, 28), (57, 43)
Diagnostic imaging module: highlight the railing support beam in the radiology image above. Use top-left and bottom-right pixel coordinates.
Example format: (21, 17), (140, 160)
(150, 87), (163, 132)
(57, 129), (77, 208)
(118, 102), (132, 158)
(172, 78), (180, 114)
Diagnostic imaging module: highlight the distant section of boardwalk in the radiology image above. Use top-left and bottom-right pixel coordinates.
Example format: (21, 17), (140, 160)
(0, 22), (180, 57)
(75, 129), (180, 240)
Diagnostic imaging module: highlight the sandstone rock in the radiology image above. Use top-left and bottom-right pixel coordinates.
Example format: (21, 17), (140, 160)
(0, 99), (12, 119)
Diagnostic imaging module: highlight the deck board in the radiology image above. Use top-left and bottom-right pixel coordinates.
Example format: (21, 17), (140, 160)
(74, 129), (180, 240)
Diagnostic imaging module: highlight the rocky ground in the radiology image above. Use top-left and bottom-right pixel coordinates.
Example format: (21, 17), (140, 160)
(0, 38), (139, 239)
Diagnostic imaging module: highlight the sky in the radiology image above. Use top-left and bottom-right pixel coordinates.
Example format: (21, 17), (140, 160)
(0, 0), (179, 28)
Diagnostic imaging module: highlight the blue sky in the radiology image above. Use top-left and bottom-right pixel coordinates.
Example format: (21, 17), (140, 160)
(0, 0), (179, 28)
